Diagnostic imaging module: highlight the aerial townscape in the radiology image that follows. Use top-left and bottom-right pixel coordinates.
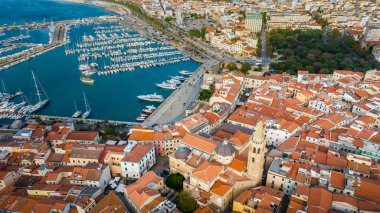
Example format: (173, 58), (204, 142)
(0, 0), (380, 212)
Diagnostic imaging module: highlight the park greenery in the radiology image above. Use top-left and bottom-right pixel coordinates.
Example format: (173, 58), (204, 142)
(227, 62), (237, 71)
(174, 191), (199, 213)
(198, 83), (215, 101)
(315, 17), (329, 27)
(189, 28), (206, 41)
(226, 62), (251, 75)
(268, 28), (380, 74)
(34, 116), (43, 124)
(165, 16), (175, 22)
(165, 173), (185, 191)
(253, 66), (263, 72)
(167, 174), (198, 212)
(103, 124), (117, 136)
(240, 62), (251, 75)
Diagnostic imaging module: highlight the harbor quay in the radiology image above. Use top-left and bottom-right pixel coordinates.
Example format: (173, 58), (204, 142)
(144, 60), (218, 126)
(26, 114), (140, 127)
(0, 16), (121, 71)
(0, 13), (202, 122)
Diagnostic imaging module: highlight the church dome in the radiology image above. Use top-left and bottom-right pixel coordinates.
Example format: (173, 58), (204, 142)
(215, 139), (235, 157)
(175, 147), (191, 159)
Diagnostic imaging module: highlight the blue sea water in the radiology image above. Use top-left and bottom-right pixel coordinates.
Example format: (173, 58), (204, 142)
(0, 0), (201, 122)
(0, 0), (113, 26)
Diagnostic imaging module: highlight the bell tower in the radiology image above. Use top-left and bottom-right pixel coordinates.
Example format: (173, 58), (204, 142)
(247, 120), (267, 185)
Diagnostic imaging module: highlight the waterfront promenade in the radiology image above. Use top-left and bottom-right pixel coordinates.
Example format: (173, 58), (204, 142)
(143, 60), (218, 126)
(27, 114), (139, 127)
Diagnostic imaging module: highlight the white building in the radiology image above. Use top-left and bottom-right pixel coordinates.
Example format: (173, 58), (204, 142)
(245, 12), (262, 32)
(269, 13), (311, 23)
(121, 142), (156, 179)
(69, 164), (111, 192)
(264, 120), (301, 147)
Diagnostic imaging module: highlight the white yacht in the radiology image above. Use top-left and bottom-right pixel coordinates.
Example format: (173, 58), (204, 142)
(156, 82), (177, 90)
(179, 70), (192, 75)
(72, 102), (82, 118)
(137, 93), (164, 102)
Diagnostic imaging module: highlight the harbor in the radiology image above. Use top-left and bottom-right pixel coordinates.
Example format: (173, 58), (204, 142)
(0, 0), (201, 122)
(143, 60), (218, 125)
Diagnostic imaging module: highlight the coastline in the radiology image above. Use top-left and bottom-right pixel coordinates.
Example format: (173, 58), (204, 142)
(56, 0), (127, 15)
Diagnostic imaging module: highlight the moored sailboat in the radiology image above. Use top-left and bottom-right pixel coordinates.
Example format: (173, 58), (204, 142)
(82, 92), (91, 119)
(27, 71), (49, 114)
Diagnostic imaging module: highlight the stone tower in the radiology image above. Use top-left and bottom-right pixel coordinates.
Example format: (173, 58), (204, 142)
(247, 120), (267, 185)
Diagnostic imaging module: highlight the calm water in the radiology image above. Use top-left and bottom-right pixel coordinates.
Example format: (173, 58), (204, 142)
(0, 0), (113, 25)
(1, 0), (200, 121)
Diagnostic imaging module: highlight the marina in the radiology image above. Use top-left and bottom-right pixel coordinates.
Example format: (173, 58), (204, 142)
(64, 23), (191, 81)
(0, 0), (200, 122)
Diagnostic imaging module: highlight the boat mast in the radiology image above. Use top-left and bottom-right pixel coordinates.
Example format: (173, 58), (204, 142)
(74, 101), (77, 111)
(83, 92), (91, 111)
(1, 79), (6, 93)
(31, 71), (42, 103)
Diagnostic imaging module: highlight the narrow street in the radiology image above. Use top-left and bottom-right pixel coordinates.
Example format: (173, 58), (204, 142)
(260, 20), (270, 66)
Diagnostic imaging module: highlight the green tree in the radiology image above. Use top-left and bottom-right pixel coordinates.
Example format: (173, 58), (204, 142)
(240, 62), (251, 75)
(174, 191), (199, 213)
(35, 116), (43, 124)
(253, 66), (263, 72)
(198, 89), (212, 101)
(165, 16), (174, 22)
(316, 17), (329, 27)
(166, 173), (185, 191)
(103, 124), (117, 136)
(267, 28), (380, 74)
(227, 62), (237, 71)
(320, 68), (331, 74)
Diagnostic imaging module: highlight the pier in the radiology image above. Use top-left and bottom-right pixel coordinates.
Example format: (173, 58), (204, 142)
(26, 114), (140, 127)
(143, 60), (218, 126)
(0, 16), (121, 71)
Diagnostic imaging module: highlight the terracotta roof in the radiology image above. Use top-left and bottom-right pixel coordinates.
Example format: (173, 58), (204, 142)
(354, 177), (380, 203)
(194, 205), (214, 213)
(89, 191), (127, 213)
(0, 194), (39, 212)
(125, 171), (161, 196)
(228, 158), (247, 173)
(234, 190), (252, 205)
(278, 137), (300, 151)
(326, 153), (347, 169)
(308, 188), (332, 213)
(202, 111), (220, 125)
(192, 160), (223, 183)
(229, 130), (250, 147)
(295, 186), (310, 197)
(70, 148), (102, 160)
(348, 161), (370, 175)
(29, 183), (61, 191)
(183, 133), (218, 154)
(330, 171), (345, 190)
(66, 131), (98, 141)
(333, 194), (357, 208)
(357, 200), (380, 212)
(175, 113), (209, 132)
(210, 180), (232, 197)
(125, 172), (162, 209)
(213, 130), (233, 141)
(122, 144), (153, 163)
(227, 108), (266, 128)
